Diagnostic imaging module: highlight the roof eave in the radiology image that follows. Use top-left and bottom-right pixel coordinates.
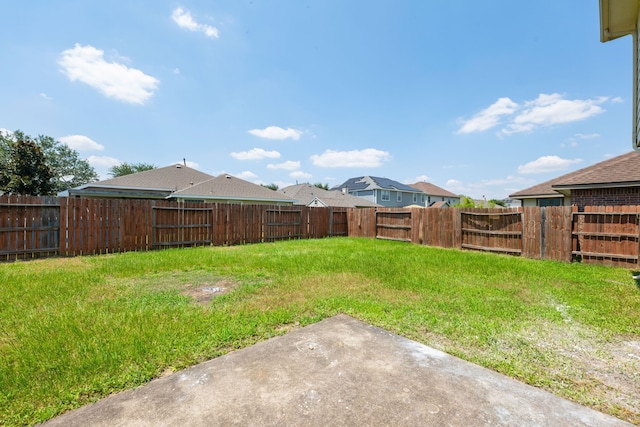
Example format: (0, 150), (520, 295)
(171, 194), (294, 203)
(552, 181), (640, 191)
(510, 194), (564, 200)
(600, 0), (639, 42)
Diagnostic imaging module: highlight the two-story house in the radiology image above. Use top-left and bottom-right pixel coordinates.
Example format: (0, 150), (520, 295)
(331, 176), (425, 208)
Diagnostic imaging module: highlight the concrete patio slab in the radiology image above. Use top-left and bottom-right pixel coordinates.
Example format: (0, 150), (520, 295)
(42, 314), (632, 426)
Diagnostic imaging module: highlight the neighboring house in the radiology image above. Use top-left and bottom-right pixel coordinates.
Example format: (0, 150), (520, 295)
(502, 198), (522, 208)
(409, 182), (460, 207)
(331, 176), (426, 208)
(428, 201), (449, 208)
(66, 164), (294, 205)
(66, 164), (214, 199)
(171, 174), (294, 205)
(278, 184), (380, 208)
(509, 151), (640, 209)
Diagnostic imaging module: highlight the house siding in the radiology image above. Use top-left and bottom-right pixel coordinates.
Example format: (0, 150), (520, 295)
(571, 187), (640, 209)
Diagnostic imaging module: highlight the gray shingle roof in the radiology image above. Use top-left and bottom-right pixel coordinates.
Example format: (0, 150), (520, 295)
(172, 174), (295, 203)
(279, 184), (380, 207)
(90, 164), (214, 192)
(332, 176), (423, 193)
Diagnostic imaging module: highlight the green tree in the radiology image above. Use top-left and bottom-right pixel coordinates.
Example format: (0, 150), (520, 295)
(261, 183), (279, 191)
(452, 195), (478, 208)
(313, 182), (329, 190)
(3, 130), (99, 192)
(108, 162), (156, 178)
(488, 199), (507, 208)
(0, 137), (55, 195)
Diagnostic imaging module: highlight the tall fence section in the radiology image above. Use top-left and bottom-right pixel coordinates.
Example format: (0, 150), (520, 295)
(2, 195), (639, 268)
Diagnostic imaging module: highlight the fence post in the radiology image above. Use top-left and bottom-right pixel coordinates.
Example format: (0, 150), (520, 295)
(540, 207), (546, 260)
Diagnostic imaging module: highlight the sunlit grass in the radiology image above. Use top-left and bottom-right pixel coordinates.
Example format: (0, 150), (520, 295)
(1, 238), (639, 425)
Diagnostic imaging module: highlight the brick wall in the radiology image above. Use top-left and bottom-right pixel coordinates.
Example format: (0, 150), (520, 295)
(571, 187), (640, 209)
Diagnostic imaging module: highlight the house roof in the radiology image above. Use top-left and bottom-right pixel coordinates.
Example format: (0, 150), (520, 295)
(428, 201), (450, 208)
(87, 164), (214, 192)
(409, 182), (458, 198)
(332, 176), (423, 193)
(510, 151), (640, 198)
(279, 184), (380, 208)
(67, 164), (215, 198)
(172, 174), (295, 203)
(599, 0), (639, 42)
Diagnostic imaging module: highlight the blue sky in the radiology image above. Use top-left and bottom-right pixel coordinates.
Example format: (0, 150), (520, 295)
(0, 1), (633, 199)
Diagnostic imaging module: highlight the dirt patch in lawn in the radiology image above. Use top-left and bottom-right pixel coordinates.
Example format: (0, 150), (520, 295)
(180, 278), (241, 305)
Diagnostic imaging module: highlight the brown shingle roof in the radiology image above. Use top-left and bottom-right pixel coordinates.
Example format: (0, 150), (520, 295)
(172, 174), (294, 203)
(552, 151), (640, 187)
(510, 152), (640, 198)
(409, 182), (458, 198)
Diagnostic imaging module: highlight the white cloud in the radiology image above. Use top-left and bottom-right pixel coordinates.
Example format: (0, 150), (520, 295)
(574, 133), (600, 140)
(171, 7), (219, 38)
(501, 94), (607, 136)
(235, 171), (258, 180)
(0, 128), (13, 137)
(40, 93), (53, 101)
(290, 171), (312, 180)
(457, 94), (609, 136)
(611, 96), (623, 103)
(267, 160), (300, 170)
(457, 97), (519, 134)
(230, 148), (281, 160)
(59, 135), (104, 151)
(310, 148), (391, 168)
(517, 155), (583, 174)
(87, 155), (120, 168)
(59, 44), (159, 105)
(248, 126), (303, 140)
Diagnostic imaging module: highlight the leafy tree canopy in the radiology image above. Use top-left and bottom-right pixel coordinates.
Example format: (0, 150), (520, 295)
(313, 182), (329, 190)
(108, 162), (156, 178)
(1, 130), (99, 193)
(261, 183), (279, 191)
(0, 137), (55, 195)
(452, 195), (479, 208)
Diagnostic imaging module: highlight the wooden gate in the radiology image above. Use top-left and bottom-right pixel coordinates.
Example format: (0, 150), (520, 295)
(375, 210), (412, 242)
(152, 201), (213, 248)
(572, 206), (640, 267)
(461, 210), (523, 255)
(265, 208), (302, 242)
(0, 196), (60, 260)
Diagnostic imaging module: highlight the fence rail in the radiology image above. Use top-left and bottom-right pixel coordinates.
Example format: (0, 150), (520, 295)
(2, 196), (640, 268)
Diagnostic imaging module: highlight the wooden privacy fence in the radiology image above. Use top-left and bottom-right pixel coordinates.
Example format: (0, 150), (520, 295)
(2, 195), (640, 268)
(348, 205), (640, 268)
(0, 196), (349, 260)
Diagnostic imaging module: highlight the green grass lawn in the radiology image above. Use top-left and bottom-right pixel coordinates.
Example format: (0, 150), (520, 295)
(1, 237), (639, 425)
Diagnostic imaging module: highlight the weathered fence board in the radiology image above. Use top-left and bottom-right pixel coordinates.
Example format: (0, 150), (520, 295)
(375, 209), (412, 242)
(0, 195), (60, 260)
(572, 205), (640, 267)
(461, 208), (523, 255)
